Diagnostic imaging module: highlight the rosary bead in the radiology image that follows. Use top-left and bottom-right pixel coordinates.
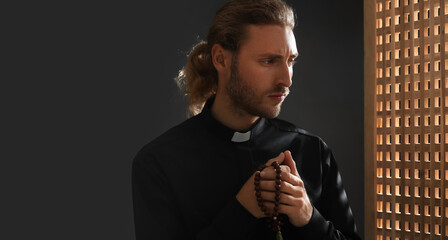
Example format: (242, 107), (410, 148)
(254, 160), (283, 233)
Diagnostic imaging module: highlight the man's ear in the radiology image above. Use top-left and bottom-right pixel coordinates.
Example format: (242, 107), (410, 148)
(211, 44), (231, 73)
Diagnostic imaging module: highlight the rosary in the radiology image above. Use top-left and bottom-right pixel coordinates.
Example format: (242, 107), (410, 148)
(254, 161), (283, 240)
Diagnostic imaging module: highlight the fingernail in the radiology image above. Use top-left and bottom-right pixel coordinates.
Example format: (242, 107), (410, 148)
(260, 171), (265, 177)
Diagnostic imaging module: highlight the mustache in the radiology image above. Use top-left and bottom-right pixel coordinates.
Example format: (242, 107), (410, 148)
(268, 87), (290, 96)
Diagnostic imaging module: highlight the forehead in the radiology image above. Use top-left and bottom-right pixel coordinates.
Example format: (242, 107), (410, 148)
(239, 24), (297, 56)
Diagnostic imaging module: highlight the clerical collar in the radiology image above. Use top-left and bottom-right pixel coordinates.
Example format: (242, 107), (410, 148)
(231, 131), (251, 142)
(199, 96), (267, 143)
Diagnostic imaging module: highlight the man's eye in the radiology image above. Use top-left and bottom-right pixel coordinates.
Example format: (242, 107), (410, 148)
(262, 59), (274, 64)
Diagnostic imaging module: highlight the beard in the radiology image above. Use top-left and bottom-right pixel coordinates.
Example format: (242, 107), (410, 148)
(226, 55), (288, 119)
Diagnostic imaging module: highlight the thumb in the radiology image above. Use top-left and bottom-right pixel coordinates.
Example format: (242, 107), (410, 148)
(283, 150), (299, 176)
(264, 152), (286, 166)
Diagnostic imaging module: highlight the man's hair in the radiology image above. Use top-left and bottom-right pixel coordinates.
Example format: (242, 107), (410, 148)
(176, 0), (296, 115)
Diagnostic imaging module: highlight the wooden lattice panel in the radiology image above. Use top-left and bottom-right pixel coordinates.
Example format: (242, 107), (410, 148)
(375, 0), (448, 239)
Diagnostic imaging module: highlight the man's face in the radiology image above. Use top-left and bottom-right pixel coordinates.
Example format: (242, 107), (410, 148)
(226, 24), (297, 119)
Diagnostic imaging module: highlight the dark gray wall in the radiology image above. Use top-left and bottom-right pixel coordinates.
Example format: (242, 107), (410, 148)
(4, 0), (363, 239)
(285, 0), (365, 237)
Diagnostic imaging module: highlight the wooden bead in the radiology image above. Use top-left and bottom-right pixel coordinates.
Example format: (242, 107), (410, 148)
(254, 160), (283, 232)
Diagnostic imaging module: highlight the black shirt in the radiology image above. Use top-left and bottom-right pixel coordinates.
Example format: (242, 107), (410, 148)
(132, 100), (361, 240)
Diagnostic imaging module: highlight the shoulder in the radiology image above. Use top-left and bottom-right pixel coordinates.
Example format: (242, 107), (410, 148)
(133, 114), (204, 163)
(267, 118), (333, 159)
(151, 115), (202, 146)
(268, 118), (336, 177)
(268, 118), (325, 144)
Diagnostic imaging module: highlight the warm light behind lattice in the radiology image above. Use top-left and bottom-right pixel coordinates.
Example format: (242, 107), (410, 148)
(374, 0), (448, 239)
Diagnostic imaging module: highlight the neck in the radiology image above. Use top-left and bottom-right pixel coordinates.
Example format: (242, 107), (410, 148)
(211, 93), (260, 132)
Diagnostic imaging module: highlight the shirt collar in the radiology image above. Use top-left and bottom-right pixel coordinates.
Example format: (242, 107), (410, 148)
(198, 96), (267, 143)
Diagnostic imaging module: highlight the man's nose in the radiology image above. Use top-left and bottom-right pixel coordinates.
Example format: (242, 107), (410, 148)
(276, 62), (293, 87)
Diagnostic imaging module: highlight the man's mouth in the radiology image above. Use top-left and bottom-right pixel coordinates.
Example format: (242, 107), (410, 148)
(268, 92), (289, 102)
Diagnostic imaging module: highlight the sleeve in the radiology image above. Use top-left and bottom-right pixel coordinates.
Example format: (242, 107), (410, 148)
(132, 147), (261, 240)
(284, 139), (362, 240)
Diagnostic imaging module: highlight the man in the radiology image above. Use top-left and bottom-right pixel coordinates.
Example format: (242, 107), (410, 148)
(132, 0), (361, 239)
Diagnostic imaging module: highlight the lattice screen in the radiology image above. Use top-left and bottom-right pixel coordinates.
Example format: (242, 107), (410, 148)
(374, 0), (448, 239)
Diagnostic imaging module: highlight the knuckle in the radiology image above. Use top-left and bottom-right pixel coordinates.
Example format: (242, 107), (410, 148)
(280, 181), (287, 188)
(281, 181), (291, 191)
(296, 198), (304, 207)
(282, 193), (292, 202)
(281, 165), (291, 173)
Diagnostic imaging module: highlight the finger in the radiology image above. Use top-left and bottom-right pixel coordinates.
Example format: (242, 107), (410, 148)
(260, 165), (290, 179)
(264, 152), (285, 167)
(283, 150), (299, 176)
(262, 198), (305, 216)
(260, 191), (299, 206)
(259, 179), (303, 197)
(277, 201), (305, 214)
(260, 168), (302, 188)
(258, 180), (282, 192)
(282, 172), (302, 187)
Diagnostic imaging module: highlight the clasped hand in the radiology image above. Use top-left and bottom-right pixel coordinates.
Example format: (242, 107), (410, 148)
(236, 151), (313, 227)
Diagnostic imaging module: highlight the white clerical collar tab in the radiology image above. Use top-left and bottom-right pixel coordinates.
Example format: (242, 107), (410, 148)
(231, 131), (251, 142)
